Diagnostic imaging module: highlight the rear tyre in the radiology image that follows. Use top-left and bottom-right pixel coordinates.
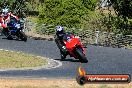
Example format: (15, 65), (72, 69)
(2, 29), (13, 40)
(75, 48), (88, 63)
(18, 31), (27, 42)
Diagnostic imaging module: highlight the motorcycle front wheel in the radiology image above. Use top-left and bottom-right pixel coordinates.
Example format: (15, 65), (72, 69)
(75, 47), (88, 63)
(17, 31), (27, 42)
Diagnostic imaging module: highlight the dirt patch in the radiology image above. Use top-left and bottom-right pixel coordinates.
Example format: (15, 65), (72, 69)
(26, 31), (54, 41)
(0, 79), (131, 88)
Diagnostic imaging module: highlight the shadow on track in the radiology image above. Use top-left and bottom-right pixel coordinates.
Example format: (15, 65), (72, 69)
(55, 58), (80, 62)
(1, 37), (26, 42)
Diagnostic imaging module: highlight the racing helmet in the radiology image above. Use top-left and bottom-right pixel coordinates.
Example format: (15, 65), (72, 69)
(2, 8), (9, 16)
(55, 26), (65, 34)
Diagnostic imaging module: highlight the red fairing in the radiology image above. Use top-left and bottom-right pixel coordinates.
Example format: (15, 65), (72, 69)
(66, 38), (80, 50)
(64, 35), (86, 59)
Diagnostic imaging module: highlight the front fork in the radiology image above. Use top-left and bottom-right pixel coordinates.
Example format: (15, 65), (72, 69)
(79, 42), (86, 55)
(74, 46), (86, 59)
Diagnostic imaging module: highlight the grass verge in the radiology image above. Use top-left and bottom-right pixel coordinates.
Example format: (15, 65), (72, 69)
(0, 79), (131, 88)
(0, 50), (47, 69)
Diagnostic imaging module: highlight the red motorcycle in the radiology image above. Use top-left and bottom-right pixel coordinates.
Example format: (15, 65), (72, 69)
(55, 33), (88, 63)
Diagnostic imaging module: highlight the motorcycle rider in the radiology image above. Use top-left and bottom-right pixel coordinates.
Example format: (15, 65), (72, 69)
(0, 12), (6, 29)
(0, 8), (19, 29)
(0, 8), (19, 37)
(55, 26), (69, 60)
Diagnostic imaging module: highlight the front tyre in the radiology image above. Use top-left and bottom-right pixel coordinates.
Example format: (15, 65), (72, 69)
(18, 31), (27, 42)
(75, 48), (88, 63)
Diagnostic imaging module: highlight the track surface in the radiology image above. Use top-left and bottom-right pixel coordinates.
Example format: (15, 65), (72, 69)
(0, 36), (132, 79)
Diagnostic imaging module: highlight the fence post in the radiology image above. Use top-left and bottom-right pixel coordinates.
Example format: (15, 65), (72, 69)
(95, 30), (100, 45)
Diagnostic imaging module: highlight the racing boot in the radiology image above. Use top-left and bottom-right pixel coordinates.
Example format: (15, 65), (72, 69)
(60, 50), (67, 60)
(61, 53), (66, 60)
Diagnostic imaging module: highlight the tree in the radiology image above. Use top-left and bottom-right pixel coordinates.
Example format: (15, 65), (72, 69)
(109, 0), (132, 18)
(83, 0), (97, 11)
(104, 0), (132, 35)
(39, 0), (97, 28)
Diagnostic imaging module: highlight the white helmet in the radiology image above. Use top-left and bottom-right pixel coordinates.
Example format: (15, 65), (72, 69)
(56, 26), (64, 32)
(2, 8), (8, 15)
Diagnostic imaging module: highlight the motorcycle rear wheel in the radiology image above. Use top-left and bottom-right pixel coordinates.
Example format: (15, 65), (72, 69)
(2, 29), (13, 40)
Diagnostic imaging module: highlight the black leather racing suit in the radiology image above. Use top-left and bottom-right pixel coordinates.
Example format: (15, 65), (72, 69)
(55, 32), (68, 59)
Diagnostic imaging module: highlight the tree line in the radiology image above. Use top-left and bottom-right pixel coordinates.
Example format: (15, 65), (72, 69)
(0, 0), (131, 35)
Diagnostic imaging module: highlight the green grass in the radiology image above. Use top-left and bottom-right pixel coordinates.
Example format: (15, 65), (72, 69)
(0, 50), (47, 69)
(27, 16), (38, 23)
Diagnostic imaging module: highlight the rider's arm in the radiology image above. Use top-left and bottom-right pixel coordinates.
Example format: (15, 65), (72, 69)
(9, 12), (19, 20)
(0, 18), (7, 28)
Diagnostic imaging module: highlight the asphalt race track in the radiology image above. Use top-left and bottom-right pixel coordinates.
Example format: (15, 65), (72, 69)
(0, 36), (132, 79)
